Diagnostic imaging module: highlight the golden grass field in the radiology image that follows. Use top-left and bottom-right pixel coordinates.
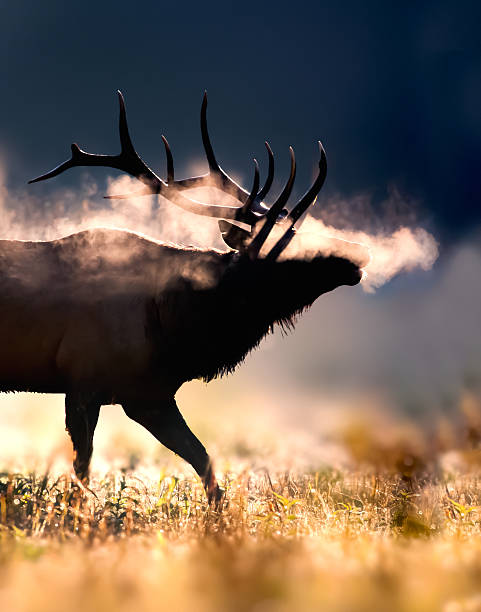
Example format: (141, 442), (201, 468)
(1, 384), (481, 612)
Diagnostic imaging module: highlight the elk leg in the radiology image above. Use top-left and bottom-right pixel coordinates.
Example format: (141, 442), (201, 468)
(122, 397), (223, 505)
(65, 391), (101, 483)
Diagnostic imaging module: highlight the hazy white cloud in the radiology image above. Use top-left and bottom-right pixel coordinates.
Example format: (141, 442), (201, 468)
(1, 160), (474, 425)
(0, 163), (438, 296)
(295, 216), (439, 292)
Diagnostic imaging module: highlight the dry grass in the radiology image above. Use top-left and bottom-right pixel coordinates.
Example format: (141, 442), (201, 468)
(2, 389), (481, 611)
(1, 465), (481, 612)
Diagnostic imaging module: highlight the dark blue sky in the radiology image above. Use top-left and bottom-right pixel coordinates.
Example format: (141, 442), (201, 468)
(1, 0), (480, 243)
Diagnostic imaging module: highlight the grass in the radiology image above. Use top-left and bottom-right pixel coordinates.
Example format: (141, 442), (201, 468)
(2, 388), (481, 611)
(1, 466), (481, 611)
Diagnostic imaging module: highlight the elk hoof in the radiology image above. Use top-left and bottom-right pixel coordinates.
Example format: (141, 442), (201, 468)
(208, 485), (225, 509)
(73, 463), (90, 485)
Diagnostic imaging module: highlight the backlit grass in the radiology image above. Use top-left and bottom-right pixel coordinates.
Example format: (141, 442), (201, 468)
(2, 388), (481, 611)
(1, 465), (481, 611)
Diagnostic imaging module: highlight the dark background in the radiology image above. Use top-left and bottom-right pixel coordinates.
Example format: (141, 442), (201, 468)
(1, 0), (480, 245)
(0, 1), (480, 417)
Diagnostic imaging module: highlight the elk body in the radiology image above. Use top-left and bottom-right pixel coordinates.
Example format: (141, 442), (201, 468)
(1, 93), (368, 503)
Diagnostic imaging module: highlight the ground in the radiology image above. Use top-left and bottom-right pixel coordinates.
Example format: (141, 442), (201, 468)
(1, 386), (481, 612)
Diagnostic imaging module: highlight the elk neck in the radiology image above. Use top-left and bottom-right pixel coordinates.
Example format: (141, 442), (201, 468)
(149, 248), (362, 385)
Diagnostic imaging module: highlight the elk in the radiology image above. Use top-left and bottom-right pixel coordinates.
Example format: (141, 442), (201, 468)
(1, 92), (369, 503)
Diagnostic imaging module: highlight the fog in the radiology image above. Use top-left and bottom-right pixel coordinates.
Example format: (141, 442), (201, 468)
(1, 163), (438, 289)
(0, 161), (479, 472)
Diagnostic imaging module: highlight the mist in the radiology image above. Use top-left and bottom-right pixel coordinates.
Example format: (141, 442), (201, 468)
(1, 162), (439, 291)
(0, 158), (478, 469)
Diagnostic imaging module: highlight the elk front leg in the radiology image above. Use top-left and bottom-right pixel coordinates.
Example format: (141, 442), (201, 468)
(65, 391), (102, 483)
(122, 397), (223, 505)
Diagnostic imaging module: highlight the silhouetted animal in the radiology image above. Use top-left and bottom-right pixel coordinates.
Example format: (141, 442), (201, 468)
(1, 92), (369, 503)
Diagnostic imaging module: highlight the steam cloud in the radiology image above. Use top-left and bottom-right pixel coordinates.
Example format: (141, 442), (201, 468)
(0, 162), (478, 459)
(0, 164), (438, 290)
(0, 167), (225, 248)
(296, 216), (439, 292)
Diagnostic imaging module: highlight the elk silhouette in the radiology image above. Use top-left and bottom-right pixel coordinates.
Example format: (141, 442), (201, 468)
(1, 92), (369, 503)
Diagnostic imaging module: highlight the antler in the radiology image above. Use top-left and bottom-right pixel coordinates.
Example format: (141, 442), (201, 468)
(222, 141), (327, 260)
(29, 91), (271, 225)
(266, 142), (327, 260)
(29, 91), (327, 259)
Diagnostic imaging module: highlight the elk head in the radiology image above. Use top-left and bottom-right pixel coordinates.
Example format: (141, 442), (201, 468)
(30, 91), (369, 298)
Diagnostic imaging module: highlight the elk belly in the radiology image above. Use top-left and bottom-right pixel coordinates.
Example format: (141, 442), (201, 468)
(54, 298), (153, 391)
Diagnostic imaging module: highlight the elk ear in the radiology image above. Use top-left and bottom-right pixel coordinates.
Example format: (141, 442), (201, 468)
(218, 220), (252, 251)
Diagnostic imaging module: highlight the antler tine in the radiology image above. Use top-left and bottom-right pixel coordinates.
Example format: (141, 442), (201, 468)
(199, 92), (253, 204)
(216, 160), (261, 249)
(238, 141), (275, 222)
(178, 93), (275, 218)
(257, 142), (274, 201)
(285, 141), (327, 226)
(200, 91), (220, 175)
(30, 91), (165, 193)
(28, 144), (81, 184)
(237, 159), (261, 220)
(161, 135), (175, 183)
(247, 147), (296, 260)
(170, 92), (249, 200)
(117, 90), (136, 156)
(243, 159), (260, 212)
(266, 141), (327, 261)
